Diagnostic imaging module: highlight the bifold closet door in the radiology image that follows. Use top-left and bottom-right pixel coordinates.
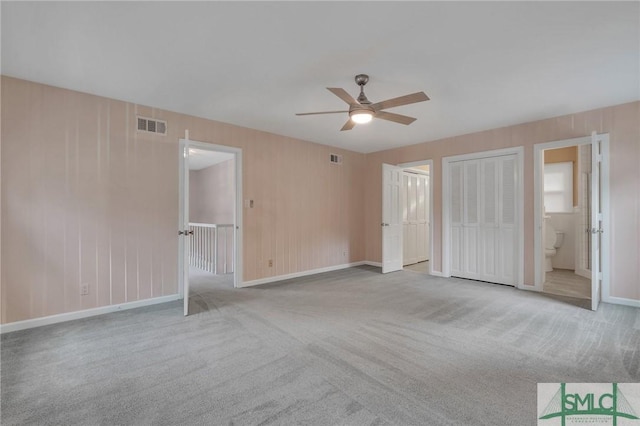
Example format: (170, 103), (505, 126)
(403, 173), (418, 266)
(450, 155), (516, 286)
(403, 172), (429, 266)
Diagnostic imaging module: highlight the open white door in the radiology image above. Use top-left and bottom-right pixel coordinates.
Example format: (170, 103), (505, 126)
(382, 164), (403, 273)
(590, 132), (602, 311)
(178, 143), (191, 316)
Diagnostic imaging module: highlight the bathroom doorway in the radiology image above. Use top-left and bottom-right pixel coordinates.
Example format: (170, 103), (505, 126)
(534, 133), (609, 311)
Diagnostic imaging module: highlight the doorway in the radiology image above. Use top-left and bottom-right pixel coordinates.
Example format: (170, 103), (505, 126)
(381, 160), (433, 275)
(178, 138), (243, 316)
(534, 133), (609, 311)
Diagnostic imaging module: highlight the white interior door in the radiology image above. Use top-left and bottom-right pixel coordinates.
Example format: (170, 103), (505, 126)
(590, 132), (602, 311)
(178, 143), (190, 316)
(382, 164), (403, 273)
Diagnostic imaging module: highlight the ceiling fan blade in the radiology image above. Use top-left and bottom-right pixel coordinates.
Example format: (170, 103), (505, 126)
(340, 119), (356, 131)
(296, 110), (349, 116)
(327, 88), (359, 106)
(375, 111), (417, 125)
(371, 92), (429, 111)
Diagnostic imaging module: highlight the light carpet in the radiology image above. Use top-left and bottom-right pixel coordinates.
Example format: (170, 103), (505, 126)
(2, 266), (638, 425)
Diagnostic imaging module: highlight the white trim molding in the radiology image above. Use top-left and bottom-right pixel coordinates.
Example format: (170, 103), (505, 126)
(603, 297), (640, 309)
(240, 262), (367, 288)
(0, 294), (181, 334)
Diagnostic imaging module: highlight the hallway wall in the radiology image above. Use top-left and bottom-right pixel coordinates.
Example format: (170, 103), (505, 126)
(189, 159), (235, 225)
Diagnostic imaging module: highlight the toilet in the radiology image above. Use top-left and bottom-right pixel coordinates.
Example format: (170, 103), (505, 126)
(544, 221), (565, 272)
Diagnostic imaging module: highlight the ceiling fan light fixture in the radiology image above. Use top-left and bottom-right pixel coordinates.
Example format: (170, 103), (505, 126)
(350, 110), (373, 124)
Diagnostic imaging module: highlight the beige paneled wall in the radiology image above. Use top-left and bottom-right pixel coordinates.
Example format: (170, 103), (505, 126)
(1, 76), (366, 324)
(364, 101), (640, 301)
(189, 159), (235, 224)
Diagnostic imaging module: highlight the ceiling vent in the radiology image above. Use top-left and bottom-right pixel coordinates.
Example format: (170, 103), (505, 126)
(330, 154), (343, 165)
(137, 116), (167, 135)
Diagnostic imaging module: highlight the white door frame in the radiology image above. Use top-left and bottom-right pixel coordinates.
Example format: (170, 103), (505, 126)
(178, 138), (243, 306)
(532, 134), (610, 300)
(399, 160), (434, 275)
(442, 146), (525, 288)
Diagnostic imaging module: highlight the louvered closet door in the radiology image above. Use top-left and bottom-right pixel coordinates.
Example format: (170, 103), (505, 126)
(403, 172), (429, 266)
(463, 160), (481, 279)
(450, 162), (464, 276)
(403, 173), (419, 265)
(450, 154), (517, 286)
(498, 156), (516, 284)
(479, 158), (499, 282)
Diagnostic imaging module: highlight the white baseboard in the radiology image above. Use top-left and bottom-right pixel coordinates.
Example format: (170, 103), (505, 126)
(364, 261), (382, 268)
(603, 296), (640, 308)
(240, 261), (368, 288)
(0, 294), (181, 334)
(428, 270), (446, 277)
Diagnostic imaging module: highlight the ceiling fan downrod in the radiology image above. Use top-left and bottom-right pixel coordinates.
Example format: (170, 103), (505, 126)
(355, 74), (371, 104)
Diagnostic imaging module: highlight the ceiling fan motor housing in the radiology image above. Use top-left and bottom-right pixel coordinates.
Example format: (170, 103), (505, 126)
(355, 74), (369, 86)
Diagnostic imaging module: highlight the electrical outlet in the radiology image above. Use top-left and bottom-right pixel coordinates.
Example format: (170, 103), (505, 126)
(80, 284), (89, 296)
(268, 259), (273, 267)
(343, 251), (347, 257)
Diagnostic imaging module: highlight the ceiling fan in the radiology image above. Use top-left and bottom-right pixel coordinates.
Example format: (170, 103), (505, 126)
(296, 74), (429, 131)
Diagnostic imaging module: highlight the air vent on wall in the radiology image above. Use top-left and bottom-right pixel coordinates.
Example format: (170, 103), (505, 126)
(137, 116), (167, 135)
(330, 154), (343, 165)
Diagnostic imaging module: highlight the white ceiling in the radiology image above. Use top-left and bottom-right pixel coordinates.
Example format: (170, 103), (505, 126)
(188, 148), (234, 171)
(2, 2), (638, 154)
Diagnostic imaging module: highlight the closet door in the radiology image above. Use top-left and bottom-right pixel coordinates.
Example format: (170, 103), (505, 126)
(480, 157), (499, 282)
(416, 174), (429, 262)
(450, 162), (464, 277)
(449, 154), (517, 285)
(498, 155), (517, 284)
(463, 160), (481, 279)
(402, 173), (418, 265)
